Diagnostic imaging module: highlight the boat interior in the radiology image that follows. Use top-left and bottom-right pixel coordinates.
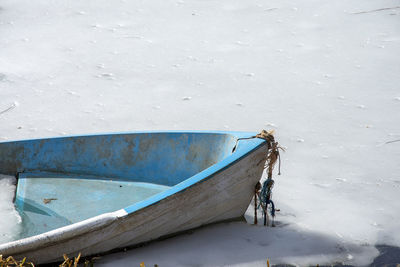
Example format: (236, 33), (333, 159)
(0, 132), (238, 239)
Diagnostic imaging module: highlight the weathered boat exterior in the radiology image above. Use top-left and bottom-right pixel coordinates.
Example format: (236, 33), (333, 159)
(0, 131), (267, 264)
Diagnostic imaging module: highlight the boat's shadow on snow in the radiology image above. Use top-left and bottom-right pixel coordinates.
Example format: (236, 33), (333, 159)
(91, 220), (400, 267)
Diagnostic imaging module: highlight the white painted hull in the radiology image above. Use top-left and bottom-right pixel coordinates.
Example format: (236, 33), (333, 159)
(0, 144), (267, 264)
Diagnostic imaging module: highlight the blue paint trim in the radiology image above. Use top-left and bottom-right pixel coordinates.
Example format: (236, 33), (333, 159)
(124, 131), (265, 214)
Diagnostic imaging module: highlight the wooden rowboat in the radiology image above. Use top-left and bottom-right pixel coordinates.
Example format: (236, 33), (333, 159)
(0, 131), (269, 264)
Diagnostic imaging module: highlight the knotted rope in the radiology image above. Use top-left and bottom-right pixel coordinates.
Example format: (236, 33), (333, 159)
(258, 130), (283, 226)
(234, 130), (283, 226)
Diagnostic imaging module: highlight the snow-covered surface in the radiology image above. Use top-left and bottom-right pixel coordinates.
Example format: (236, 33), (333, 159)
(0, 0), (399, 265)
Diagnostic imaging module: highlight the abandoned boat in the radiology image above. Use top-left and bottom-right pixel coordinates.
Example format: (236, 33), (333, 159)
(0, 131), (270, 263)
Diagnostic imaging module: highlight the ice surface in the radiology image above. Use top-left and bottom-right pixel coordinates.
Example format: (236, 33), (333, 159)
(0, 0), (399, 265)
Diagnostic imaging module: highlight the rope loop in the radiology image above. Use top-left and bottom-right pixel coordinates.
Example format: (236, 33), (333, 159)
(232, 129), (283, 226)
(246, 130), (284, 226)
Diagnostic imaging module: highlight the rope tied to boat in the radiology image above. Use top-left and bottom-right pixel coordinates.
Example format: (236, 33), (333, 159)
(258, 130), (283, 226)
(235, 130), (284, 226)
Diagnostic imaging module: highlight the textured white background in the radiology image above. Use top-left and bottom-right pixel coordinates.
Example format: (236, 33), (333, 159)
(1, 0), (399, 265)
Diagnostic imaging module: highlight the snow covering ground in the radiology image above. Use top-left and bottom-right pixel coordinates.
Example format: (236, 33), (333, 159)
(1, 0), (399, 265)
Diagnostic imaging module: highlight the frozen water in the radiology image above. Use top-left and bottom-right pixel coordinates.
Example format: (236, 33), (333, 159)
(0, 0), (399, 265)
